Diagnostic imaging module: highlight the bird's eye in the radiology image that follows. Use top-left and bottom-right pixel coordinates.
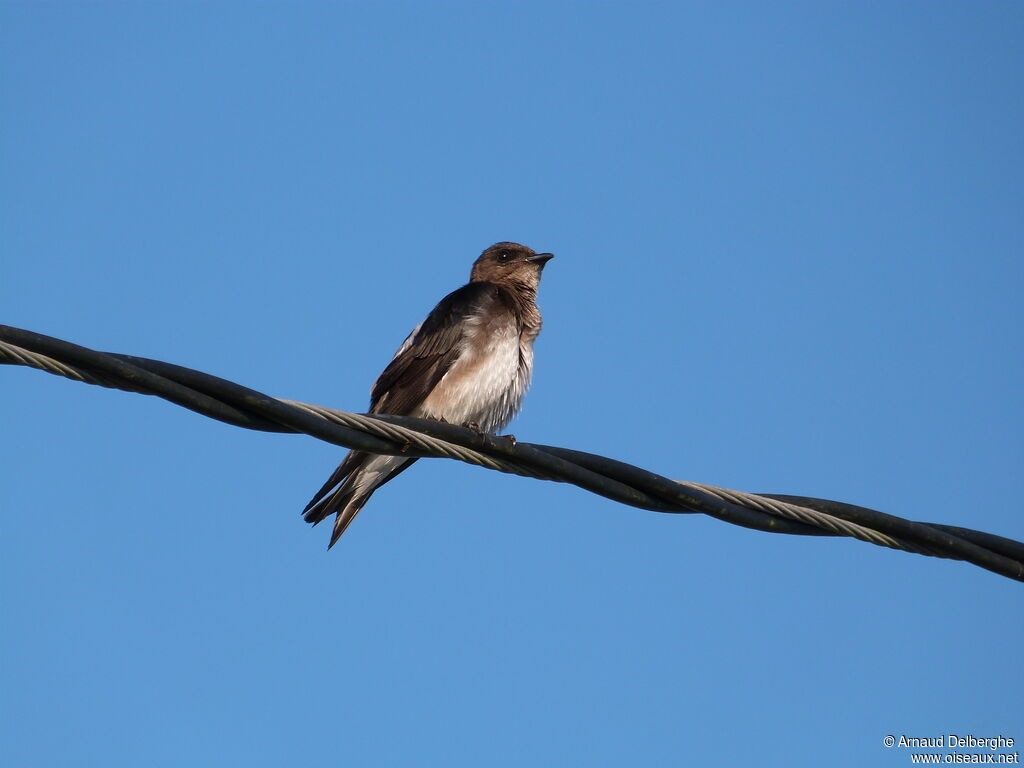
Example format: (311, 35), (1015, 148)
(497, 251), (510, 262)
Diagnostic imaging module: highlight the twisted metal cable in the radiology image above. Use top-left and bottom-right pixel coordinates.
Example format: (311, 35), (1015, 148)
(281, 400), (546, 479)
(2, 324), (1021, 582)
(1, 340), (125, 390)
(677, 481), (939, 556)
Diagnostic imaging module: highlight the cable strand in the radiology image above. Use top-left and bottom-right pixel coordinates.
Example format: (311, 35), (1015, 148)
(2, 324), (1020, 583)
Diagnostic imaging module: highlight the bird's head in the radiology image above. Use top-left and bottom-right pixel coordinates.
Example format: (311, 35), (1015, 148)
(470, 242), (554, 289)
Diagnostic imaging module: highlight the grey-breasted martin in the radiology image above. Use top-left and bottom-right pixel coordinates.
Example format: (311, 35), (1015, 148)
(303, 242), (554, 547)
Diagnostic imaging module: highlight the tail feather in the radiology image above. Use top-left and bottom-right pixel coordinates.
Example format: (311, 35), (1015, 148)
(328, 495), (368, 549)
(303, 482), (353, 527)
(303, 450), (366, 522)
(303, 452), (418, 546)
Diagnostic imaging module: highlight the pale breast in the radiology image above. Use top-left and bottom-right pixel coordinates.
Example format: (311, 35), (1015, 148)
(417, 313), (532, 433)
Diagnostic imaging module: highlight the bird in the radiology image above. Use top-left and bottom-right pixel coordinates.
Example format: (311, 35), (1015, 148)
(303, 241), (554, 548)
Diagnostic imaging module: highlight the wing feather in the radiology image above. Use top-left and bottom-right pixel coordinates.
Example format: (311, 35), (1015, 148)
(301, 281), (505, 534)
(369, 282), (500, 415)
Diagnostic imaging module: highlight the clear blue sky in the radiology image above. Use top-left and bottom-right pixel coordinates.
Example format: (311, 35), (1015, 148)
(2, 3), (1022, 766)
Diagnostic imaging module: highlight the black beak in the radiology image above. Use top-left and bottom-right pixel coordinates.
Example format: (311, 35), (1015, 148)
(526, 253), (555, 266)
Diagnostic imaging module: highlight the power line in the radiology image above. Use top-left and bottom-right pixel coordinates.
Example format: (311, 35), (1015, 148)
(2, 324), (1021, 582)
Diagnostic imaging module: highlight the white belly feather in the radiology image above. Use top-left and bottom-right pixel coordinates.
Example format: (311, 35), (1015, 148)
(417, 316), (532, 433)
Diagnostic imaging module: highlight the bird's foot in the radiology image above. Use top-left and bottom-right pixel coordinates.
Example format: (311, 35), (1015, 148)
(501, 434), (517, 446)
(464, 421), (484, 434)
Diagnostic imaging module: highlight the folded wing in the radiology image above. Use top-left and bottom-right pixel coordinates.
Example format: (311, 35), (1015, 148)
(302, 282), (502, 546)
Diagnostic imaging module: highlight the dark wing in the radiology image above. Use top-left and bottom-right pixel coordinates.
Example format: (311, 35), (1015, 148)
(368, 281), (499, 416)
(301, 282), (500, 526)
